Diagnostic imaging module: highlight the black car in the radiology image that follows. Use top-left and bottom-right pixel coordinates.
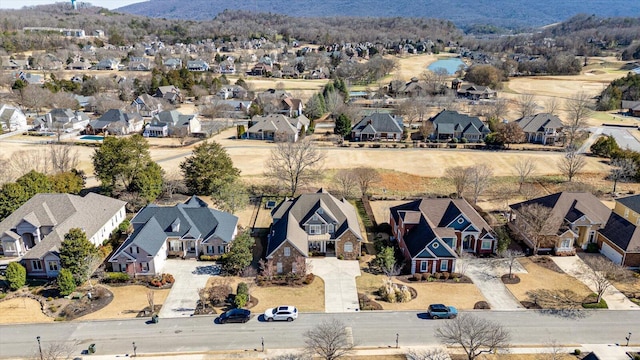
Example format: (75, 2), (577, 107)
(218, 309), (251, 324)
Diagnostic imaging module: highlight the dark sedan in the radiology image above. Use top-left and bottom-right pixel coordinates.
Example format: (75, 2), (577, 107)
(218, 309), (251, 324)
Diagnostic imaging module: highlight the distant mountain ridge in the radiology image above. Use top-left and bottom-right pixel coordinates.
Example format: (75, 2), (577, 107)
(116, 0), (640, 29)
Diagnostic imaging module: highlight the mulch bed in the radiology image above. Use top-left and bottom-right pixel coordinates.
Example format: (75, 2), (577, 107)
(399, 274), (473, 284)
(358, 293), (383, 310)
(256, 274), (315, 287)
(530, 256), (565, 273)
(59, 286), (113, 321)
(521, 301), (542, 309)
(193, 297), (259, 316)
(501, 274), (521, 284)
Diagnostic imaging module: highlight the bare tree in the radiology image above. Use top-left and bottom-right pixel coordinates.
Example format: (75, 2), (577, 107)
(558, 149), (586, 182)
(513, 158), (537, 192)
(513, 203), (555, 255)
(517, 94), (538, 118)
(333, 169), (358, 199)
(352, 167), (381, 197)
(467, 165), (493, 205)
(49, 144), (79, 173)
(609, 158), (637, 193)
(269, 353), (311, 360)
(581, 255), (630, 304)
(30, 340), (78, 360)
(420, 119), (435, 141)
(487, 98), (509, 121)
(162, 170), (186, 200)
(434, 314), (510, 360)
(456, 252), (474, 277)
(197, 287), (208, 311)
(259, 258), (277, 281)
(446, 166), (471, 199)
(304, 319), (354, 360)
(499, 249), (524, 279)
(147, 290), (155, 315)
(265, 139), (326, 196)
(10, 149), (52, 177)
(564, 92), (593, 148)
(406, 348), (451, 360)
(545, 97), (562, 116)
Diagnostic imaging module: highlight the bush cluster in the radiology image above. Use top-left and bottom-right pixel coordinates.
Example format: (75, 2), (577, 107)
(150, 273), (175, 287)
(234, 282), (249, 308)
(199, 254), (222, 261)
(378, 281), (411, 303)
(103, 272), (131, 283)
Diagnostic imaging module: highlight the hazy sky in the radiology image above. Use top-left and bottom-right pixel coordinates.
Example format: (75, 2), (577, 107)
(0, 1), (143, 9)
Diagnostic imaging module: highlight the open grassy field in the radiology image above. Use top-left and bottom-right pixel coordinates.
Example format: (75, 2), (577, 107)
(0, 297), (54, 324)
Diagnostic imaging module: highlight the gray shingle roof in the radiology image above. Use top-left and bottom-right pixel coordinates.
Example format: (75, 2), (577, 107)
(599, 212), (640, 252)
(0, 193), (126, 259)
(616, 194), (640, 213)
(431, 110), (490, 136)
(352, 113), (403, 134)
(267, 189), (362, 258)
(110, 196), (238, 260)
(515, 113), (563, 133)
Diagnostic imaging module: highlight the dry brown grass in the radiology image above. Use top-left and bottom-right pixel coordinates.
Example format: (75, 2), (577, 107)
(471, 354), (577, 360)
(0, 298), (53, 324)
(506, 258), (593, 309)
(77, 285), (170, 321)
(250, 277), (325, 313)
(356, 271), (485, 310)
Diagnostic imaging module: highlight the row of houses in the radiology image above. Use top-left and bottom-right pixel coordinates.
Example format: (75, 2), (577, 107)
(2, 188), (637, 279)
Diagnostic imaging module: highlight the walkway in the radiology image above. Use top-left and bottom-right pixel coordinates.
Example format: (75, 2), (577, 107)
(461, 258), (526, 310)
(307, 257), (361, 312)
(551, 255), (639, 310)
(158, 259), (221, 318)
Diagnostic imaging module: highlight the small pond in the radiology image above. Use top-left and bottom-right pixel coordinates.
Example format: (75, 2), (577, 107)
(427, 58), (467, 75)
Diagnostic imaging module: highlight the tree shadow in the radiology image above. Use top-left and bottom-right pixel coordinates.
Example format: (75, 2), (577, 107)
(526, 289), (589, 318)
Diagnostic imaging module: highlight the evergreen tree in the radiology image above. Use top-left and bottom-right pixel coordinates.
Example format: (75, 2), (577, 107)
(334, 113), (352, 137)
(0, 182), (29, 220)
(57, 268), (76, 296)
(59, 228), (97, 285)
(6, 262), (26, 291)
(180, 141), (240, 195)
(222, 231), (255, 275)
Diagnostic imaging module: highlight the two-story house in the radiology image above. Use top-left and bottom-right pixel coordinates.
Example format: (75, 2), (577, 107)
(597, 194), (640, 266)
(515, 113), (563, 145)
(390, 198), (495, 274)
(0, 193), (126, 278)
(509, 192), (611, 255)
(0, 104), (28, 132)
(109, 196), (238, 276)
(266, 189), (363, 273)
(36, 108), (91, 132)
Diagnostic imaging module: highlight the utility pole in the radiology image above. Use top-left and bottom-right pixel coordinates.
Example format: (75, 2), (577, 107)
(36, 336), (43, 360)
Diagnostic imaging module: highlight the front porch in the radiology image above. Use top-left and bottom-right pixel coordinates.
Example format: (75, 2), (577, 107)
(308, 234), (336, 256)
(168, 239), (198, 259)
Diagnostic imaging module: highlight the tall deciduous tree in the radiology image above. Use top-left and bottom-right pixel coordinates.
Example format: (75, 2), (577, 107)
(180, 141), (240, 195)
(59, 228), (97, 285)
(513, 158), (537, 192)
(558, 149), (586, 182)
(304, 319), (354, 360)
(467, 165), (493, 205)
(564, 92), (592, 148)
(609, 158), (637, 193)
(212, 180), (249, 214)
(352, 167), (381, 197)
(222, 230), (254, 275)
(496, 122), (525, 148)
(513, 203), (555, 255)
(582, 255), (630, 303)
(435, 314), (510, 360)
(265, 139), (326, 196)
(517, 94), (538, 118)
(446, 166), (471, 199)
(333, 169), (358, 199)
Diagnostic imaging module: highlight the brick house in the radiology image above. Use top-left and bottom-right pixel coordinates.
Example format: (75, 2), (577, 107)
(390, 198), (495, 275)
(266, 189), (363, 273)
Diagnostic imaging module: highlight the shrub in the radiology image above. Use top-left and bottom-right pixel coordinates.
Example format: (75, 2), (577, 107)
(582, 297), (608, 309)
(57, 268), (76, 296)
(104, 272), (130, 283)
(199, 254), (222, 261)
(237, 282), (248, 297)
(586, 243), (599, 253)
(434, 272), (443, 280)
(6, 262), (26, 291)
(234, 293), (248, 308)
(421, 273), (430, 281)
(303, 273), (315, 284)
(161, 273), (175, 284)
(443, 272), (450, 280)
(574, 349), (581, 355)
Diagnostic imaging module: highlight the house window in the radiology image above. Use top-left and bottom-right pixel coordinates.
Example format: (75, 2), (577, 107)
(560, 239), (571, 249)
(131, 246), (139, 254)
(624, 209), (629, 218)
(292, 263), (297, 274)
(309, 225), (321, 235)
(284, 247), (291, 257)
(481, 240), (492, 250)
(276, 262), (283, 274)
(170, 241), (181, 252)
(457, 217), (465, 224)
(440, 261), (448, 272)
(420, 261), (428, 272)
(206, 245), (214, 254)
(218, 245), (225, 254)
(120, 263), (127, 272)
(31, 260), (43, 271)
(312, 214), (318, 221)
(318, 208), (324, 215)
(432, 242), (440, 249)
(141, 262), (149, 272)
(48, 261), (59, 271)
(588, 231), (596, 243)
(344, 242), (353, 252)
(327, 224), (334, 234)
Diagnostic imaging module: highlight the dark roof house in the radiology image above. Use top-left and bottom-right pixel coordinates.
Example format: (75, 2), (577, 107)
(351, 113), (404, 142)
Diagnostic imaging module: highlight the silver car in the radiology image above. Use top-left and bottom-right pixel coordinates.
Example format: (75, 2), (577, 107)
(263, 305), (298, 322)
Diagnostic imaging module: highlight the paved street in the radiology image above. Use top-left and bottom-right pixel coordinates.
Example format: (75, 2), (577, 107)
(1, 310), (639, 359)
(307, 258), (361, 312)
(585, 126), (640, 153)
(158, 260), (220, 318)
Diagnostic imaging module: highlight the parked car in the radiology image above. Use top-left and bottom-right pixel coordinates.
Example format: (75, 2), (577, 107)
(427, 304), (458, 319)
(218, 308), (251, 324)
(263, 305), (298, 322)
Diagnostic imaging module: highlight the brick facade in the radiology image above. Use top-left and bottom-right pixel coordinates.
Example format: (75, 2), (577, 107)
(269, 240), (305, 274)
(335, 230), (361, 260)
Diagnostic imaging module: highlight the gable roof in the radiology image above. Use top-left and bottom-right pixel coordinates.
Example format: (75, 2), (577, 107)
(89, 109), (142, 130)
(0, 193), (125, 259)
(109, 196), (238, 261)
(510, 192), (611, 235)
(515, 113), (563, 133)
(267, 189), (362, 258)
(616, 194), (640, 213)
(152, 110), (195, 126)
(248, 114), (298, 135)
(599, 212), (640, 253)
(430, 110), (489, 135)
(352, 113), (403, 134)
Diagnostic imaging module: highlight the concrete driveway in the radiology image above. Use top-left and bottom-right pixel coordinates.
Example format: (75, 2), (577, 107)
(584, 126), (640, 153)
(551, 255), (639, 310)
(461, 258), (526, 310)
(158, 259), (221, 318)
(307, 257), (361, 313)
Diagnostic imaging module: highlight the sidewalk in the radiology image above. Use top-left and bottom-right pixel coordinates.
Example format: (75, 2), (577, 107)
(551, 256), (639, 310)
(462, 258), (525, 310)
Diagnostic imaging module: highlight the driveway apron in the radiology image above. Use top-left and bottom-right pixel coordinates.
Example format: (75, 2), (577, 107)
(462, 258), (524, 310)
(158, 259), (221, 318)
(307, 258), (361, 312)
(551, 255), (639, 310)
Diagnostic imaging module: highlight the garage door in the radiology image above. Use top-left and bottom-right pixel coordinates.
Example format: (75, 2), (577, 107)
(601, 242), (623, 265)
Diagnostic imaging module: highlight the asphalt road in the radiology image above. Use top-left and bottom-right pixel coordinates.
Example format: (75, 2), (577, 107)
(1, 311), (639, 358)
(589, 126), (640, 152)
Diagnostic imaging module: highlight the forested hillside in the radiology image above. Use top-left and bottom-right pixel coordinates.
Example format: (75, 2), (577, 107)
(116, 0), (640, 29)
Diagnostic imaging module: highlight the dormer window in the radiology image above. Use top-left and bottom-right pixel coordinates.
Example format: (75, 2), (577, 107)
(318, 208), (324, 215)
(171, 219), (180, 232)
(312, 214), (318, 221)
(457, 217), (465, 224)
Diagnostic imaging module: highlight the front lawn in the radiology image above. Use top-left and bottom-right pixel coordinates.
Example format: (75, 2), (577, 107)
(356, 271), (485, 310)
(610, 271), (640, 305)
(505, 257), (593, 309)
(78, 285), (170, 320)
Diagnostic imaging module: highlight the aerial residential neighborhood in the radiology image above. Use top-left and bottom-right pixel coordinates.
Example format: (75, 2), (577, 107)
(1, 1), (640, 359)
